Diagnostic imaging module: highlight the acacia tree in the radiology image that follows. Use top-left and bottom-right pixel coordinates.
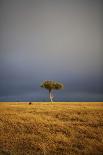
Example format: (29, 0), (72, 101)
(40, 80), (64, 102)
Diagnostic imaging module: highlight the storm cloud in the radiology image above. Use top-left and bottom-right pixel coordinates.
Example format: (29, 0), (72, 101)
(0, 0), (103, 101)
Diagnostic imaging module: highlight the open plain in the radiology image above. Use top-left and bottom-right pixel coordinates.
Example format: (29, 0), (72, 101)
(0, 102), (103, 155)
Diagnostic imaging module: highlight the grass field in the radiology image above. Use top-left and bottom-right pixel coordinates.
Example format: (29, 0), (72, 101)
(0, 102), (103, 155)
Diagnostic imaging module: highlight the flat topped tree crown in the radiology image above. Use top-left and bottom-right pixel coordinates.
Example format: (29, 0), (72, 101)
(40, 80), (64, 90)
(40, 80), (64, 102)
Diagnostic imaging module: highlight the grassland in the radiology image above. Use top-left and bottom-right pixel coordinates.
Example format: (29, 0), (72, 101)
(0, 102), (103, 155)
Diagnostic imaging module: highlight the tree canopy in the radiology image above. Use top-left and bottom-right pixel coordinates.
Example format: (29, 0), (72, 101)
(40, 80), (64, 91)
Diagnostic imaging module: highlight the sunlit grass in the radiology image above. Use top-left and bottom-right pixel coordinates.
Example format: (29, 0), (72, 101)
(0, 102), (103, 155)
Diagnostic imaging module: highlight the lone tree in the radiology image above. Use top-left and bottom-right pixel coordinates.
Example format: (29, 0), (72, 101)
(40, 80), (64, 102)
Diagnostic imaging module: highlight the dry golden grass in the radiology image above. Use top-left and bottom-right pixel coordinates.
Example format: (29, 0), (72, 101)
(0, 102), (103, 155)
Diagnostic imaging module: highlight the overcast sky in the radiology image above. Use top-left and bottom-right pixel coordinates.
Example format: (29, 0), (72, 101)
(0, 0), (103, 101)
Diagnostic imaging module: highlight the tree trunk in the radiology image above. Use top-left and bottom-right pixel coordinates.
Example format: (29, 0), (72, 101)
(49, 90), (53, 102)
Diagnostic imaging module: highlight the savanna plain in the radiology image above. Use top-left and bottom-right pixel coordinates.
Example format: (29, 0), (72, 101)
(0, 102), (103, 155)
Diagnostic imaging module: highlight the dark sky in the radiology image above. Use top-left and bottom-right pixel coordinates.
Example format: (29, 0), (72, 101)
(0, 0), (103, 101)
